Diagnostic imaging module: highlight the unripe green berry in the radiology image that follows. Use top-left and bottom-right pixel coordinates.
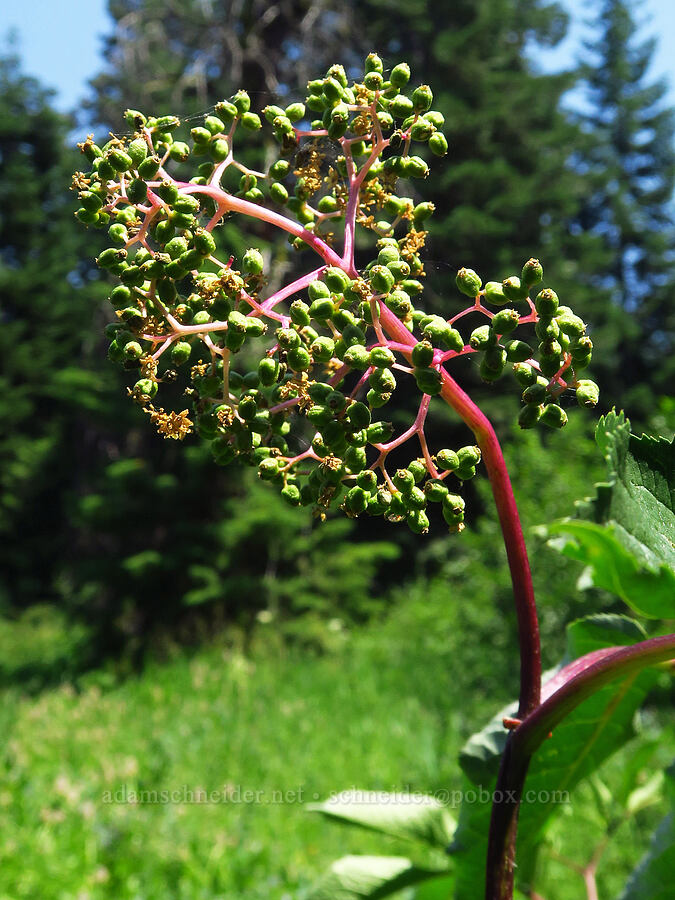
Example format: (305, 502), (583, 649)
(269, 182), (289, 203)
(424, 479), (448, 503)
(442, 493), (465, 525)
(557, 312), (586, 338)
(522, 382), (548, 405)
(535, 288), (559, 316)
(535, 316), (560, 341)
(414, 367), (442, 395)
(512, 362), (538, 387)
(386, 289), (412, 319)
(369, 346), (396, 368)
(205, 114), (225, 135)
(393, 468), (415, 494)
(407, 509), (430, 534)
(194, 229), (217, 256)
(366, 421), (394, 443)
(521, 258), (543, 287)
(345, 402), (370, 430)
(365, 52), (384, 74)
(456, 267), (482, 297)
(241, 112), (262, 130)
(122, 340), (143, 360)
(412, 340), (434, 368)
(575, 379), (599, 408)
(109, 223), (128, 244)
(287, 346), (311, 372)
(505, 340), (533, 363)
(364, 72), (383, 90)
(309, 298), (334, 322)
(483, 346), (507, 373)
(484, 281), (508, 305)
(454, 464), (476, 481)
(356, 470), (378, 492)
(470, 325), (495, 350)
(171, 341), (192, 365)
(369, 265), (396, 294)
(134, 378), (157, 399)
(281, 484), (302, 506)
(436, 449), (459, 471)
(324, 267), (351, 293)
(412, 84), (433, 112)
(390, 63), (411, 87)
(391, 95), (414, 118)
(540, 403), (568, 429)
(492, 308), (520, 335)
(126, 178), (148, 203)
(259, 458), (281, 481)
(428, 132), (448, 155)
(210, 138), (230, 161)
(406, 486), (427, 510)
(308, 280), (331, 301)
(401, 155), (429, 178)
(369, 367), (396, 393)
(242, 247), (264, 274)
(367, 389), (391, 409)
(169, 141), (190, 162)
(108, 149), (133, 172)
(502, 276), (529, 302)
(345, 485), (369, 515)
(124, 109), (147, 128)
(192, 310), (211, 326)
(458, 446), (481, 467)
(96, 247), (127, 269)
(518, 403), (542, 429)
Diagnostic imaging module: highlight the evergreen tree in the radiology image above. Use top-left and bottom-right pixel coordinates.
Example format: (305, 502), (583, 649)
(0, 51), (106, 613)
(90, 0), (353, 127)
(575, 0), (675, 415)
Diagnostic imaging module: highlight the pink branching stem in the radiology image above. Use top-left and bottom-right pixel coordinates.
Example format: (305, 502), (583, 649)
(268, 397), (301, 416)
(241, 291), (286, 324)
(349, 368), (372, 400)
(282, 447), (321, 469)
(261, 267), (327, 312)
(418, 427), (440, 478)
(342, 111), (389, 265)
(450, 296), (494, 324)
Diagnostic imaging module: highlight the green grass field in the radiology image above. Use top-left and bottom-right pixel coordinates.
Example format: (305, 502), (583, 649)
(1, 574), (670, 900)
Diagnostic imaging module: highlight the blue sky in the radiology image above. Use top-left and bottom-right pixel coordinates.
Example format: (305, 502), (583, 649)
(2, 0), (675, 115)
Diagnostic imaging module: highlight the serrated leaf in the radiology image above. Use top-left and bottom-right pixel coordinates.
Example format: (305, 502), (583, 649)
(450, 615), (658, 899)
(546, 410), (675, 617)
(306, 855), (451, 900)
(618, 765), (675, 899)
(547, 521), (675, 617)
(308, 791), (455, 849)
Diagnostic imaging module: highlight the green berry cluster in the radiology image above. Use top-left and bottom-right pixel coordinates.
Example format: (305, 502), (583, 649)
(457, 262), (598, 429)
(73, 54), (597, 534)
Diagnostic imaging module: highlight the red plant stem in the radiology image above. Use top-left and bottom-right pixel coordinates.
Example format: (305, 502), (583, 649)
(370, 302), (541, 900)
(371, 300), (542, 718)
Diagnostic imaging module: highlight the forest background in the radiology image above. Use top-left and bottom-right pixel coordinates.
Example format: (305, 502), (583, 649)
(0, 1), (673, 898)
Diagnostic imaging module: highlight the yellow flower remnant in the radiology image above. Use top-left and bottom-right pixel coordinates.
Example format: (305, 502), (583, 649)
(143, 405), (193, 440)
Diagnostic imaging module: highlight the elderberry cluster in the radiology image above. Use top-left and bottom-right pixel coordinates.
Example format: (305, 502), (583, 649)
(73, 54), (598, 534)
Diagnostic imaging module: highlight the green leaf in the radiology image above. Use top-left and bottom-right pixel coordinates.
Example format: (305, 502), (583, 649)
(618, 765), (675, 899)
(307, 855), (451, 900)
(546, 410), (675, 617)
(450, 615), (658, 898)
(308, 791), (456, 850)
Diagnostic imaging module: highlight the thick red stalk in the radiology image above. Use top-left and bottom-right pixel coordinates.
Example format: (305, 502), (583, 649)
(371, 301), (542, 718)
